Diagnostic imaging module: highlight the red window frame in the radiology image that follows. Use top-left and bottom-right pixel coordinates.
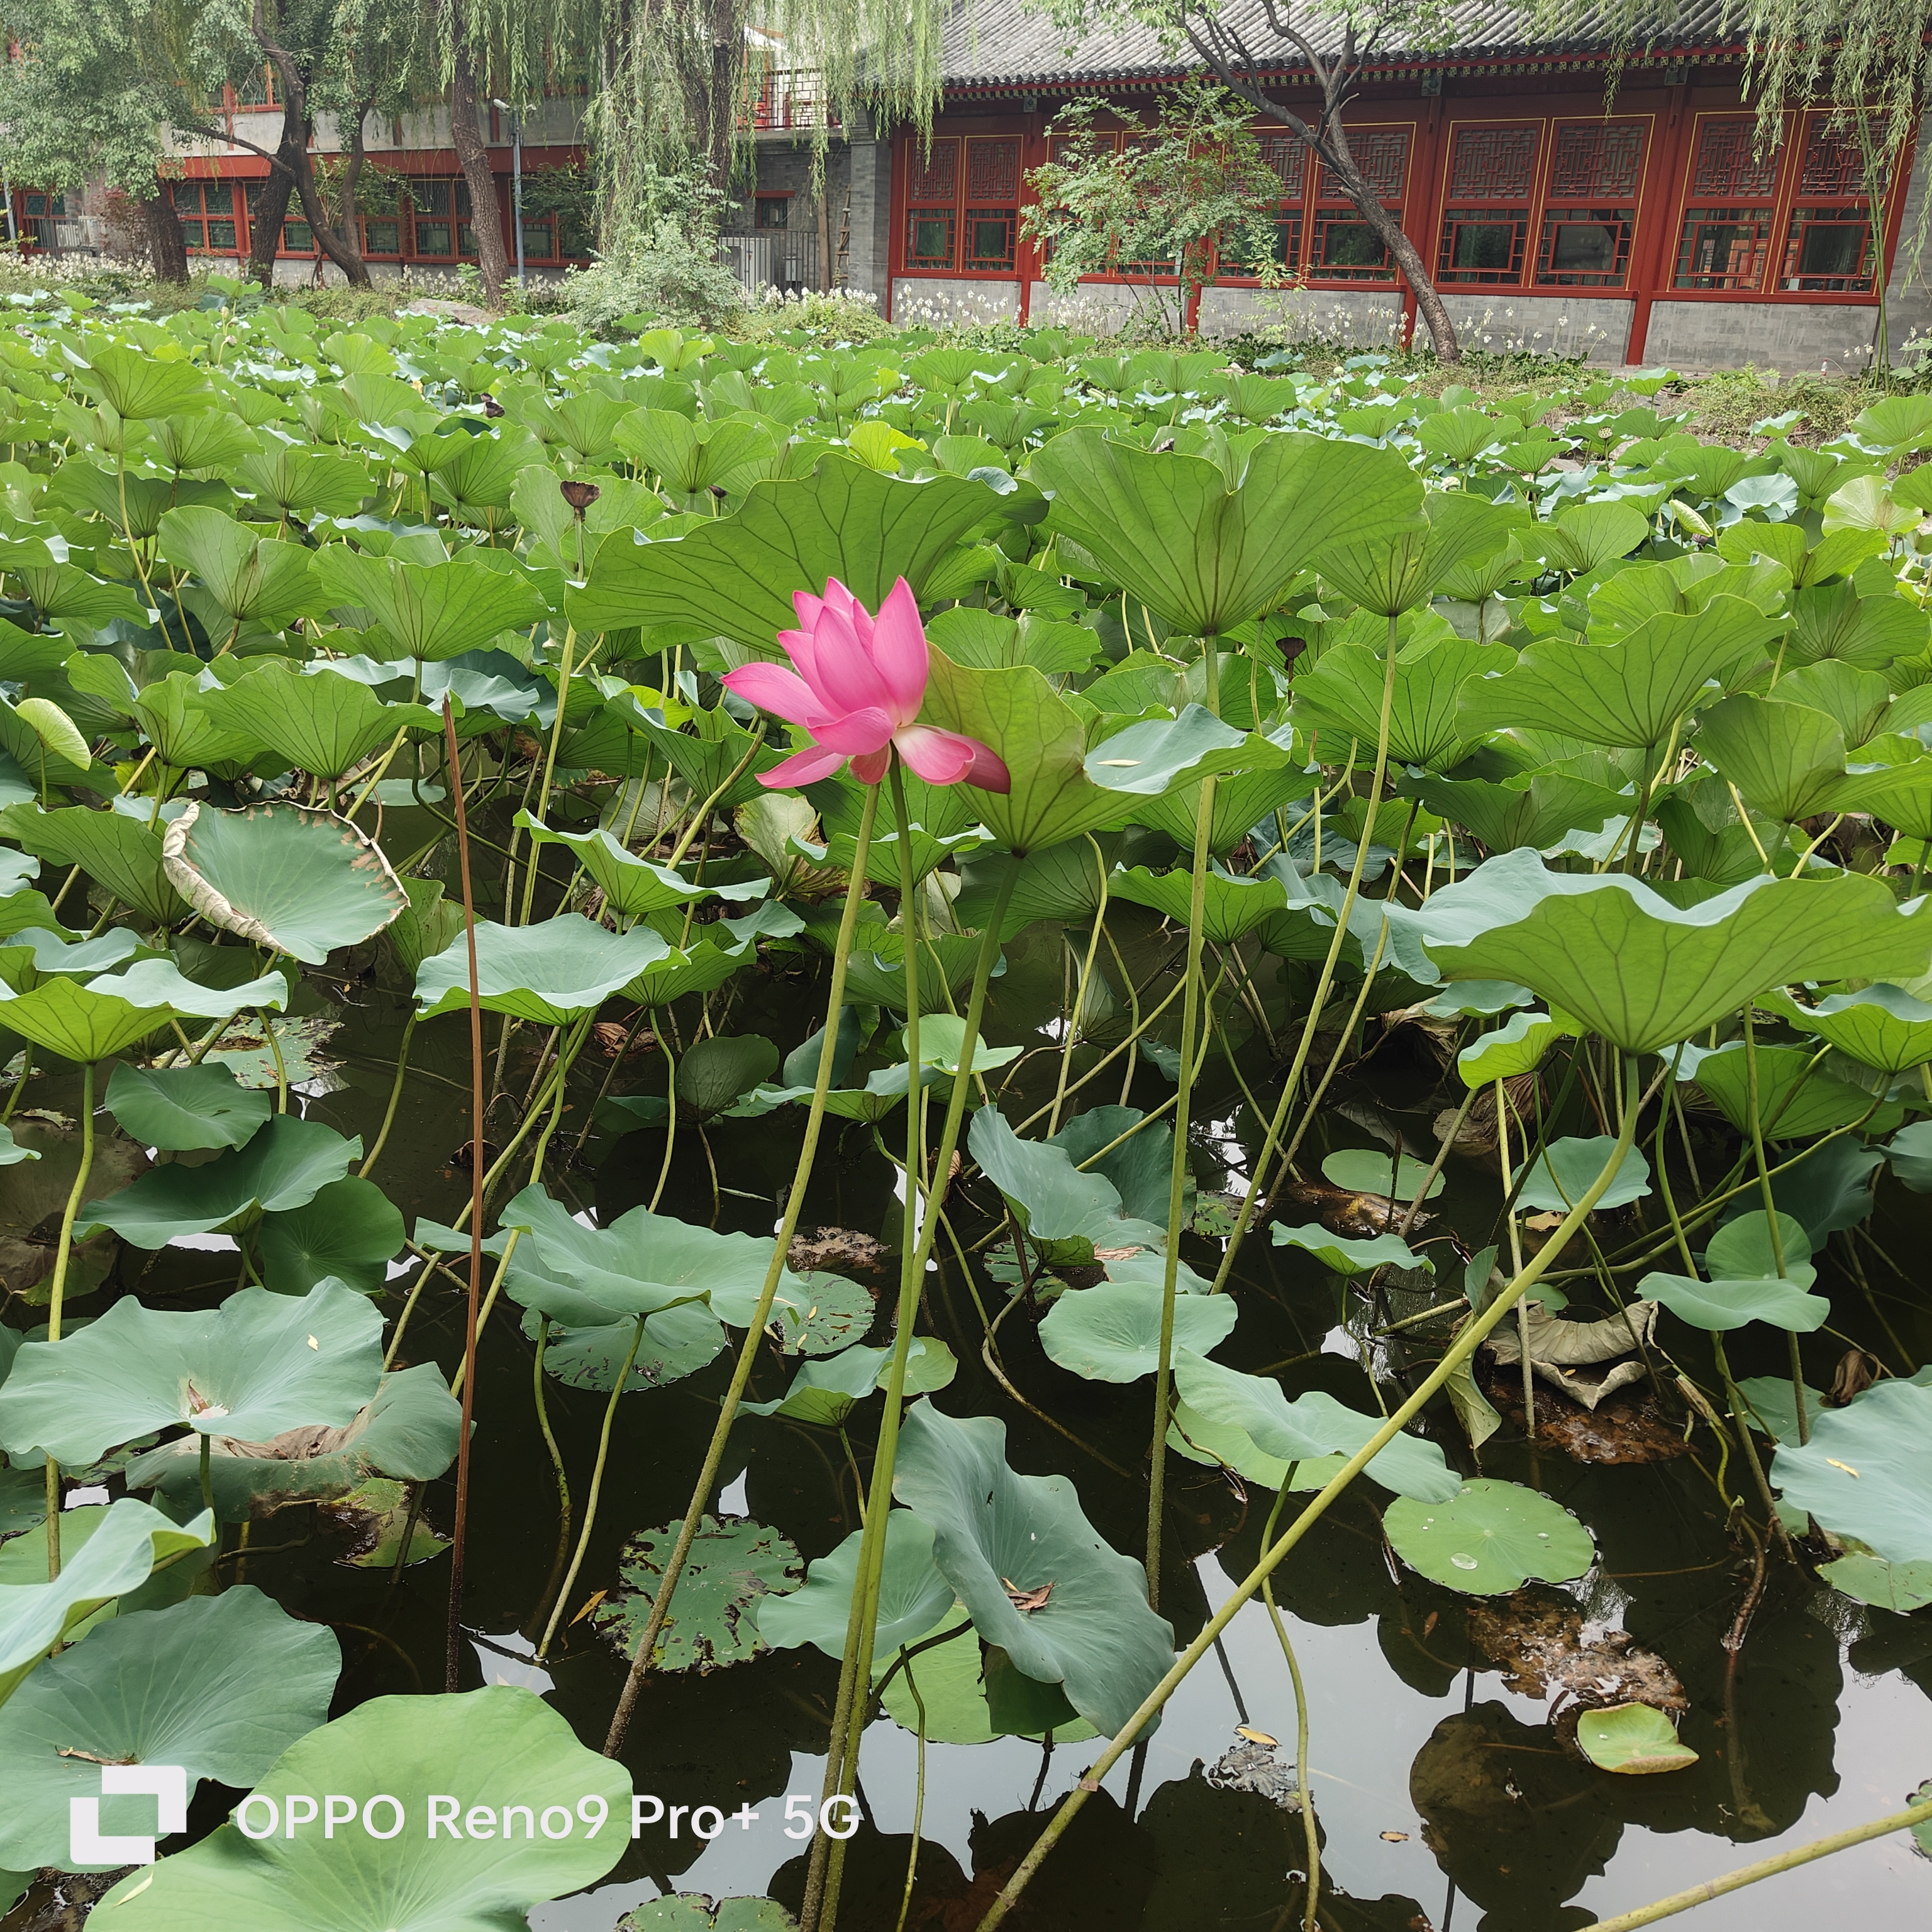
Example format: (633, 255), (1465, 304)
(900, 133), (1021, 275)
(1436, 121), (1541, 286)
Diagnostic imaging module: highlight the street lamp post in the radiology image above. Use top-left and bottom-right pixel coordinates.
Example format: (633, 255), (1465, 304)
(492, 98), (525, 286)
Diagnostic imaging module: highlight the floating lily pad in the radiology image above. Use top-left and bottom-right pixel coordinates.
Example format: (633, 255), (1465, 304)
(103, 1061), (270, 1153)
(1382, 1479), (1595, 1595)
(1037, 1275), (1237, 1382)
(1818, 1550), (1932, 1613)
(757, 1510), (955, 1660)
(1319, 1148), (1445, 1201)
(594, 1514), (802, 1675)
(0, 1587), (340, 1871)
(92, 1685), (631, 1929)
(1272, 1223), (1433, 1277)
(1574, 1702), (1699, 1775)
(1771, 1374), (1932, 1566)
(1516, 1137), (1652, 1213)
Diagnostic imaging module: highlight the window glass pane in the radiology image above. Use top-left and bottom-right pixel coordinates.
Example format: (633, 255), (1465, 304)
(1318, 219), (1387, 270)
(967, 213), (1013, 267)
(414, 180), (452, 217)
(458, 222), (477, 257)
(1536, 208), (1634, 286)
(414, 221), (452, 255)
(1673, 208), (1772, 290)
(755, 197), (789, 228)
(364, 219), (401, 254)
(284, 222), (313, 252)
(1798, 221), (1865, 277)
(520, 221), (552, 258)
(907, 211), (953, 267)
(206, 221), (236, 251)
(1439, 211), (1528, 284)
(1453, 221), (1518, 270)
(1551, 221), (1616, 272)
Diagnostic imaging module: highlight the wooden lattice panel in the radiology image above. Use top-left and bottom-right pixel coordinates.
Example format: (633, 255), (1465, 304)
(1549, 123), (1646, 201)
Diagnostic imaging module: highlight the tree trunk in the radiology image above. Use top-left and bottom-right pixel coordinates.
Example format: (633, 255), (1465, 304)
(705, 0), (739, 198)
(143, 184), (189, 283)
(247, 113), (302, 287)
(448, 20), (509, 306)
(251, 13), (372, 287)
(286, 125), (372, 286)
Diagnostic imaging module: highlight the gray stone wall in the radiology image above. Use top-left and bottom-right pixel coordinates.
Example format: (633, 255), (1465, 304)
(1882, 113), (1932, 361)
(1643, 299), (1882, 374)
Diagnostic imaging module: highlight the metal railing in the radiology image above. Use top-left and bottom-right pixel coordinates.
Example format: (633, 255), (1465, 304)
(718, 230), (822, 295)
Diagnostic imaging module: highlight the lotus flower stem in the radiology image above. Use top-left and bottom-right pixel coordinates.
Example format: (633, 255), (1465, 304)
(41, 1057), (93, 1580)
(663, 727), (769, 872)
(516, 628), (582, 930)
(1740, 1006), (1810, 1447)
(808, 840), (1023, 1932)
(602, 783), (884, 1758)
(443, 696), (487, 1697)
(1147, 734), (1220, 1609)
(538, 1312), (647, 1658)
(647, 1031), (679, 1214)
(974, 1062), (1662, 1932)
(527, 1316), (572, 1638)
(1582, 1792), (1932, 1931)
(1259, 1482), (1320, 1932)
(1496, 1079), (1536, 1439)
(1044, 838), (1111, 1138)
(1210, 612), (1404, 1294)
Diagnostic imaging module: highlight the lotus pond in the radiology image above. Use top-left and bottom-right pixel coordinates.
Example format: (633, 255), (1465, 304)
(0, 291), (1927, 1932)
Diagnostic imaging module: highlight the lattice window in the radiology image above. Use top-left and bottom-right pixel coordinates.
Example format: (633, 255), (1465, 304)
(1691, 118), (1779, 199)
(1257, 133), (1309, 269)
(1549, 122), (1645, 200)
(1799, 119), (1864, 197)
(1319, 129), (1408, 203)
(905, 139), (958, 205)
(1448, 126), (1538, 201)
(1674, 210), (1772, 291)
(967, 137), (1018, 204)
(1781, 113), (1876, 291)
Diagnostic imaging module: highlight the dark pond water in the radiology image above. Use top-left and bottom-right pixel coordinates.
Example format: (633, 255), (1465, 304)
(68, 799), (1932, 1932)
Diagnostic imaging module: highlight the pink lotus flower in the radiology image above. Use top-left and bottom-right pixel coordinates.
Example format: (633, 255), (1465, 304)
(721, 577), (1011, 792)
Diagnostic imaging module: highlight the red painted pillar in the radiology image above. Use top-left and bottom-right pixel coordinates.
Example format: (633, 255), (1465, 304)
(1625, 80), (1693, 365)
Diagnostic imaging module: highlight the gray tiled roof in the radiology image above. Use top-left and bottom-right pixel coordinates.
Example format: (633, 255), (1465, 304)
(940, 0), (1741, 89)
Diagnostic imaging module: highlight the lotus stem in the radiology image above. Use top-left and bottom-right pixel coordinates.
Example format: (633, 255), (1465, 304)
(806, 836), (1024, 1932)
(1582, 1792), (1932, 1931)
(443, 696), (487, 1696)
(1259, 1482), (1320, 1932)
(602, 782), (884, 1758)
(358, 1011), (417, 1182)
(1496, 1077), (1535, 1439)
(447, 1231), (521, 1401)
(516, 626), (581, 930)
(1148, 731), (1219, 1608)
(1045, 837), (1110, 1138)
(538, 1312), (647, 1658)
(1740, 1006), (1808, 1446)
(1210, 609), (1404, 1294)
(527, 1315), (573, 1640)
(261, 1008), (289, 1114)
(972, 1060), (1655, 1932)
(42, 1056), (95, 1580)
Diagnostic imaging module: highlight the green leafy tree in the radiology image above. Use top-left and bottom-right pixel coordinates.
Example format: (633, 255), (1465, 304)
(1022, 83), (1285, 335)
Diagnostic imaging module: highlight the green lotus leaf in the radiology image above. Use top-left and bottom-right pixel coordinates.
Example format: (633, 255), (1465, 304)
(1082, 704), (1274, 797)
(906, 1015), (1023, 1075)
(1697, 694), (1862, 825)
(1817, 1550), (1932, 1612)
(161, 803), (406, 965)
(198, 662), (440, 780)
(613, 408), (776, 505)
(1771, 1374), (1932, 1565)
(526, 1299), (726, 1394)
(419, 426), (547, 520)
(260, 1177), (406, 1294)
(74, 346), (213, 421)
(1789, 577), (1928, 669)
(0, 1498), (214, 1711)
(0, 958), (287, 1062)
(233, 445), (372, 521)
(757, 1511), (955, 1662)
(154, 508), (323, 630)
(1029, 427), (1421, 636)
(126, 1362), (462, 1523)
(16, 696), (87, 772)
(1131, 760), (1314, 855)
(1382, 1477), (1594, 1594)
(1760, 982), (1932, 1074)
(315, 548), (547, 661)
(953, 838), (1119, 937)
(1641, 1269), (1830, 1333)
(1538, 497), (1652, 574)
(92, 1685), (632, 1929)
(0, 1279), (381, 1467)
(104, 1060), (271, 1152)
(0, 1587), (340, 1872)
(0, 924), (148, 988)
(1170, 1350), (1458, 1499)
(1418, 848), (1932, 1053)
(0, 804), (187, 926)
(1457, 1008), (1579, 1086)
(1036, 1275), (1238, 1382)
(675, 1034), (779, 1118)
(891, 1401), (1174, 1738)
(967, 1106), (1166, 1267)
(415, 913), (669, 1026)
(0, 1124), (36, 1169)
(1316, 489), (1514, 616)
(121, 672), (260, 776)
(1574, 1703), (1699, 1775)
(1318, 1148), (1446, 1201)
(1516, 1136), (1652, 1213)
(80, 1114), (359, 1248)
(571, 457), (999, 647)
(1885, 1118), (1932, 1189)
(386, 879), (469, 979)
(1458, 597), (1779, 749)
(742, 1336), (955, 1424)
(1406, 770), (1632, 853)
(1680, 1038), (1889, 1138)
(1293, 635), (1514, 770)
(513, 812), (770, 918)
(838, 928), (991, 1011)
(629, 702), (786, 809)
(496, 1183), (819, 1332)
(593, 1516), (802, 1675)
(1109, 863), (1289, 944)
(1271, 1224), (1433, 1277)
